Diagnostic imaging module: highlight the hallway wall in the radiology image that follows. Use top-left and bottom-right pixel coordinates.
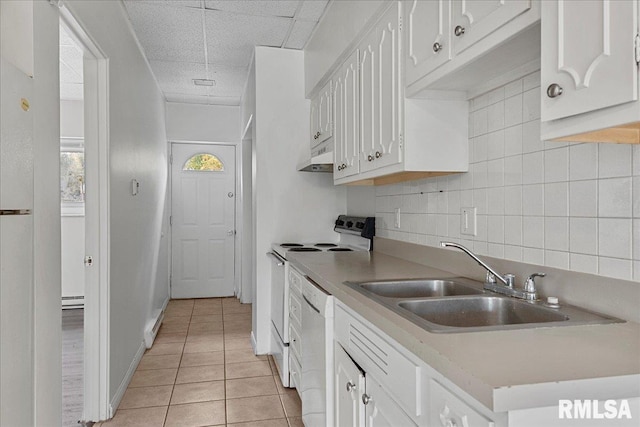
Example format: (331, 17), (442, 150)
(64, 0), (170, 411)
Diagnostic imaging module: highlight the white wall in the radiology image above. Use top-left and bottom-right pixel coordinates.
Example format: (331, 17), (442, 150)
(64, 0), (170, 406)
(166, 102), (240, 142)
(247, 47), (347, 353)
(61, 99), (84, 138)
(373, 71), (640, 282)
(304, 0), (385, 95)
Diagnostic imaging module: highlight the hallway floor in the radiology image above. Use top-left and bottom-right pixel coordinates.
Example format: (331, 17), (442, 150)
(62, 308), (84, 427)
(97, 298), (302, 427)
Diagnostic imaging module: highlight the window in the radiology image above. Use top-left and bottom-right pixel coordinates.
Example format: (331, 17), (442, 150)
(183, 153), (224, 172)
(61, 151), (85, 203)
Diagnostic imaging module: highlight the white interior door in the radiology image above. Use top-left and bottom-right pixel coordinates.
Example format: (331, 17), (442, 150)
(171, 143), (236, 299)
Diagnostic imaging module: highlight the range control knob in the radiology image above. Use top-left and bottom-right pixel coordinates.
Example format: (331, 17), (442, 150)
(335, 220), (345, 226)
(356, 222), (365, 229)
(346, 221), (354, 228)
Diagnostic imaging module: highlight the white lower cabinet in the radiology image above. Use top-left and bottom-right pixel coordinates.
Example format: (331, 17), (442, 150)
(430, 380), (495, 427)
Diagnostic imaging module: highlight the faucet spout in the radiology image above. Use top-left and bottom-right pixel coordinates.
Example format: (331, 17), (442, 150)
(440, 242), (511, 286)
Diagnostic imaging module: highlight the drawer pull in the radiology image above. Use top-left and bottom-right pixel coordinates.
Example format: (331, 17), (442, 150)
(454, 25), (465, 37)
(346, 381), (356, 392)
(546, 83), (563, 98)
(362, 394), (372, 405)
(433, 42), (442, 53)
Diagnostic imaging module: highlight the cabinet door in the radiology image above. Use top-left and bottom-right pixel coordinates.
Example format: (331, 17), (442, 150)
(334, 50), (360, 179)
(318, 80), (333, 144)
(405, 0), (451, 87)
(451, 0), (531, 55)
(335, 344), (365, 427)
(360, 2), (402, 174)
(364, 375), (417, 427)
(541, 0), (638, 122)
(310, 97), (319, 147)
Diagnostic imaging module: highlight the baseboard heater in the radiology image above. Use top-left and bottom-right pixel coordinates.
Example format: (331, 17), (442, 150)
(144, 308), (164, 348)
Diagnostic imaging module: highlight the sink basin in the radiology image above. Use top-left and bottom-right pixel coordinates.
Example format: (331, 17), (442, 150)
(349, 278), (484, 298)
(398, 296), (568, 328)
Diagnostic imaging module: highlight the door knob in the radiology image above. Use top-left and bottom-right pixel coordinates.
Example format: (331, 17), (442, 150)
(546, 83), (564, 98)
(454, 25), (465, 36)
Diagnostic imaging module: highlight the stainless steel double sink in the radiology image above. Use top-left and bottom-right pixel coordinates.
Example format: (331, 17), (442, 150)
(344, 278), (623, 333)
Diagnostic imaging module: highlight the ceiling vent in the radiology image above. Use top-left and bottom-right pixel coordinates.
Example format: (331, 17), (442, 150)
(193, 79), (216, 87)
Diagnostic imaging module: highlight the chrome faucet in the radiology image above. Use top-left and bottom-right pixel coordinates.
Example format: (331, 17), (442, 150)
(440, 242), (545, 301)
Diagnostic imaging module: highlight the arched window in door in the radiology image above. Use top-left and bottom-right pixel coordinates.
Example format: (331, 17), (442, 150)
(182, 153), (224, 172)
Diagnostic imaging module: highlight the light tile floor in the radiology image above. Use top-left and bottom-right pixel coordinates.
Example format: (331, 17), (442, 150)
(96, 298), (303, 427)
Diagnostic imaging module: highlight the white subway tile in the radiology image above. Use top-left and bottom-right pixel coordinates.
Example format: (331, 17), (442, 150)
(487, 159), (505, 187)
(504, 216), (523, 246)
(487, 187), (505, 215)
(523, 216), (544, 248)
(522, 184), (544, 216)
(460, 189), (473, 207)
(474, 241), (489, 256)
(448, 214), (461, 239)
(487, 215), (504, 243)
(473, 188), (488, 215)
(504, 78), (523, 97)
(472, 161), (488, 189)
(476, 214), (488, 242)
(569, 143), (598, 181)
(522, 120), (543, 153)
(545, 250), (569, 270)
(472, 134), (488, 163)
(634, 176), (640, 218)
(487, 86), (505, 105)
(436, 176), (449, 191)
(544, 182), (568, 217)
(504, 245), (523, 261)
(634, 261), (640, 281)
(437, 191), (448, 213)
(473, 92), (491, 111)
(487, 130), (505, 160)
(569, 180), (598, 217)
(599, 143), (632, 178)
(598, 257), (633, 280)
(487, 243), (505, 258)
(522, 151), (544, 184)
(416, 214), (428, 234)
(523, 247), (544, 265)
(598, 218), (632, 259)
(447, 174), (462, 191)
(633, 145), (640, 176)
(598, 177), (632, 218)
(504, 124), (523, 156)
(523, 70), (541, 91)
(427, 193), (438, 214)
(436, 214), (449, 237)
(426, 214), (437, 234)
(569, 217), (598, 255)
(504, 155), (523, 186)
(421, 177), (438, 193)
(426, 235), (439, 246)
(473, 108), (488, 136)
(504, 94), (523, 127)
(504, 186), (522, 215)
(545, 217), (569, 251)
(460, 170), (473, 190)
(522, 88), (541, 121)
(570, 253), (598, 275)
(487, 101), (505, 133)
(448, 191), (461, 215)
(634, 219), (640, 260)
(544, 146), (569, 183)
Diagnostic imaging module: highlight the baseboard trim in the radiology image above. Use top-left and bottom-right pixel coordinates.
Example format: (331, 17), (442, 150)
(109, 341), (145, 417)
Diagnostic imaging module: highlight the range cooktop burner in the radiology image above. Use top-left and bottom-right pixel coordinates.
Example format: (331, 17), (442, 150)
(289, 247), (322, 252)
(280, 243), (304, 247)
(328, 248), (353, 252)
(315, 243), (338, 247)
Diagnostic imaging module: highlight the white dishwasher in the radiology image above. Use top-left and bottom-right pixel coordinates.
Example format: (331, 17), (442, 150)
(300, 275), (334, 427)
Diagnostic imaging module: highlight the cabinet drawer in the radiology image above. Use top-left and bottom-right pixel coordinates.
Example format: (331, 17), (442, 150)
(335, 303), (424, 423)
(289, 322), (302, 363)
(289, 292), (302, 327)
(290, 351), (302, 397)
(430, 380), (495, 427)
(289, 268), (303, 294)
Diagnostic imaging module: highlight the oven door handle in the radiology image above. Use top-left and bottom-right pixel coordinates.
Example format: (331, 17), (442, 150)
(302, 294), (320, 314)
(267, 251), (285, 266)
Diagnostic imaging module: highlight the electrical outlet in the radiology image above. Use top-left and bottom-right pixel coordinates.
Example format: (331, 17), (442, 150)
(394, 208), (401, 229)
(460, 207), (477, 236)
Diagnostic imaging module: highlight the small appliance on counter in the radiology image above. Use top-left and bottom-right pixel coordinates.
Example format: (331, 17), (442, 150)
(267, 215), (374, 388)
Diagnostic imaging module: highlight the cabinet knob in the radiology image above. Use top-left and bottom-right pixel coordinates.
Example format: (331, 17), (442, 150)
(342, 163), (347, 169)
(454, 25), (465, 37)
(361, 394), (372, 405)
(367, 155), (373, 162)
(546, 83), (564, 98)
(433, 42), (442, 53)
(375, 151), (382, 159)
(346, 381), (356, 392)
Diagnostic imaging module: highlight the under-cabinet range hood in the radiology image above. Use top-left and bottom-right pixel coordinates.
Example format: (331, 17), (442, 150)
(297, 150), (333, 172)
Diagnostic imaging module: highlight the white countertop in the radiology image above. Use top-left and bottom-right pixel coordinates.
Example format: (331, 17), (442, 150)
(288, 250), (640, 413)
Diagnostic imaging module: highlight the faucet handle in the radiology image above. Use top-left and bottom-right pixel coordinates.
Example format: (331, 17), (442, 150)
(524, 273), (546, 293)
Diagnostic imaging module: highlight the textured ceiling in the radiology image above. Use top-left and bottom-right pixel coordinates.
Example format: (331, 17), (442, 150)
(123, 0), (328, 106)
(60, 24), (84, 101)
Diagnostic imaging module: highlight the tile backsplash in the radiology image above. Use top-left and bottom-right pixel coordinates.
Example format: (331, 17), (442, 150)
(374, 71), (640, 281)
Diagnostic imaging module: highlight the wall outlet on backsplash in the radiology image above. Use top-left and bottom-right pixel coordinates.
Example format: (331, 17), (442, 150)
(461, 207), (477, 236)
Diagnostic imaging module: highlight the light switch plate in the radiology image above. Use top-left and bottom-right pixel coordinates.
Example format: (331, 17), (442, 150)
(460, 207), (477, 236)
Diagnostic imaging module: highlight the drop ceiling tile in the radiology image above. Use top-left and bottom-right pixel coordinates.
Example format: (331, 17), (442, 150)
(124, 1), (205, 63)
(284, 20), (316, 49)
(165, 93), (241, 106)
(60, 45), (84, 78)
(150, 61), (247, 98)
(204, 9), (291, 66)
(296, 0), (328, 21)
(126, 0), (203, 8)
(61, 83), (84, 101)
(60, 61), (82, 85)
(205, 0), (300, 18)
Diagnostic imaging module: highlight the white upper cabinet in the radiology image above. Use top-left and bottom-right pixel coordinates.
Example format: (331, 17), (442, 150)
(334, 50), (360, 179)
(450, 0), (531, 55)
(541, 0), (638, 122)
(359, 2), (402, 174)
(310, 80), (333, 149)
(404, 0), (452, 88)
